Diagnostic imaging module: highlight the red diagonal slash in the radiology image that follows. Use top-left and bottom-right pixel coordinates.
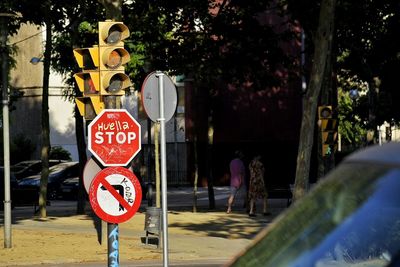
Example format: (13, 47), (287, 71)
(100, 177), (131, 211)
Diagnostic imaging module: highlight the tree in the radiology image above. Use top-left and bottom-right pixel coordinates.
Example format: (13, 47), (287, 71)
(286, 0), (400, 198)
(124, 1), (295, 208)
(2, 0), (65, 217)
(51, 1), (103, 214)
(1, 0), (104, 216)
(38, 11), (52, 217)
(292, 0), (337, 201)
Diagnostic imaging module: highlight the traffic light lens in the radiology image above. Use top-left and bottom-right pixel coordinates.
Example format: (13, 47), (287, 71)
(84, 75), (97, 94)
(107, 25), (122, 44)
(108, 76), (123, 93)
(320, 107), (332, 118)
(107, 50), (123, 69)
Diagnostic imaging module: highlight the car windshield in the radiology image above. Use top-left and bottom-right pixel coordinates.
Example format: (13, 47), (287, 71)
(229, 163), (400, 267)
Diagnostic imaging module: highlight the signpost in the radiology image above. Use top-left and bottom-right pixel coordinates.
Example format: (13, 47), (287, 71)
(141, 71), (178, 267)
(1, 12), (15, 249)
(75, 20), (138, 267)
(87, 109), (141, 267)
(141, 71), (177, 122)
(89, 167), (142, 266)
(88, 109), (141, 166)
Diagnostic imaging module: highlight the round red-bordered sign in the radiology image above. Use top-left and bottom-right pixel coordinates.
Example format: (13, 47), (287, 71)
(89, 167), (142, 223)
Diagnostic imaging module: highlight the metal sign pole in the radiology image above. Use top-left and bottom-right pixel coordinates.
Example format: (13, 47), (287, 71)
(0, 13), (13, 249)
(108, 223), (119, 267)
(156, 71), (169, 267)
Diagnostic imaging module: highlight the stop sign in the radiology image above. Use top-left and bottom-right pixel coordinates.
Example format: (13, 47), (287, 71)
(88, 109), (141, 166)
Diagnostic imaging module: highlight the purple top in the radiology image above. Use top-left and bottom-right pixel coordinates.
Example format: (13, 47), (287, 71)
(230, 158), (245, 188)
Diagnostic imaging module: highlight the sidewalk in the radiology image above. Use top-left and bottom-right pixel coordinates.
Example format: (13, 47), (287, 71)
(0, 186), (289, 266)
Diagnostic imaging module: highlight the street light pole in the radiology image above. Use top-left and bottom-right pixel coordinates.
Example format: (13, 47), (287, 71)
(0, 12), (15, 249)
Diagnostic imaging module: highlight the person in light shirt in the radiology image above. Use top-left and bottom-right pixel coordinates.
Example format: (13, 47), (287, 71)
(226, 151), (246, 214)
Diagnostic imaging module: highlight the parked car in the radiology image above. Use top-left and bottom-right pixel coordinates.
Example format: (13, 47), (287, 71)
(11, 159), (66, 180)
(59, 165), (147, 201)
(226, 142), (400, 267)
(59, 177), (80, 200)
(18, 161), (79, 199)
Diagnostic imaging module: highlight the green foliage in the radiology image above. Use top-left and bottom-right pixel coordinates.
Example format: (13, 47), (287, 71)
(122, 0), (294, 90)
(4, 0), (400, 148)
(337, 71), (367, 151)
(3, 0), (298, 98)
(335, 1), (400, 126)
(286, 0), (400, 147)
(49, 146), (72, 161)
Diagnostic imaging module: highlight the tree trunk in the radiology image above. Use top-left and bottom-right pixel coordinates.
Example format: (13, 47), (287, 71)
(206, 114), (215, 210)
(38, 21), (52, 218)
(293, 0), (336, 202)
(69, 17), (89, 215)
(192, 136), (198, 213)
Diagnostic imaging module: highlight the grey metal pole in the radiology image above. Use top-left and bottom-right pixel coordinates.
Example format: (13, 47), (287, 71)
(0, 13), (13, 249)
(156, 71), (169, 267)
(108, 223), (119, 267)
(104, 91), (119, 267)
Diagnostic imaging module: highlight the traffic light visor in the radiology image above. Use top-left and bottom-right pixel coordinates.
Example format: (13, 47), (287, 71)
(99, 22), (129, 45)
(73, 47), (99, 69)
(318, 106), (333, 119)
(101, 48), (130, 69)
(75, 96), (104, 120)
(320, 119), (337, 131)
(102, 72), (132, 94)
(74, 72), (100, 94)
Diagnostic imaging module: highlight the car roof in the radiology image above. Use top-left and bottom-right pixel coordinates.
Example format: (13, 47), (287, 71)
(343, 142), (400, 166)
(12, 160), (40, 166)
(49, 161), (78, 169)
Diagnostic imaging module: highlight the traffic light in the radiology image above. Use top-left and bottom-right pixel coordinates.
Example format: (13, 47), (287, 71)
(318, 106), (337, 156)
(73, 46), (104, 120)
(318, 105), (333, 119)
(98, 21), (132, 96)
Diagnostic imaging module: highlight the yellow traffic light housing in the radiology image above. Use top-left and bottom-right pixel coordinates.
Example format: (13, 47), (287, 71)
(74, 72), (100, 95)
(98, 21), (132, 96)
(320, 118), (337, 132)
(73, 46), (99, 70)
(73, 46), (104, 119)
(76, 96), (104, 120)
(100, 47), (130, 70)
(98, 22), (129, 46)
(318, 105), (333, 119)
(318, 105), (337, 156)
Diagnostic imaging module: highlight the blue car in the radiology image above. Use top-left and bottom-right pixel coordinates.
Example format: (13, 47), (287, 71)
(18, 162), (79, 200)
(227, 142), (400, 267)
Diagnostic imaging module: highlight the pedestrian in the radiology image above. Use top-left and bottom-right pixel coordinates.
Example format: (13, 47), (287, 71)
(248, 155), (270, 217)
(227, 150), (246, 214)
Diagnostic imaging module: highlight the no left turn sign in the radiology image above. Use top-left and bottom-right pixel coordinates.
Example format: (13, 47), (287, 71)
(89, 167), (142, 223)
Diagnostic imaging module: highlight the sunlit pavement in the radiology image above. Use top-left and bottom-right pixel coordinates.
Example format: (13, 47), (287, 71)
(1, 186), (289, 266)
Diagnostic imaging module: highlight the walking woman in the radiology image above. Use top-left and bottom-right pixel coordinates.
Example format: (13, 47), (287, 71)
(248, 155), (270, 217)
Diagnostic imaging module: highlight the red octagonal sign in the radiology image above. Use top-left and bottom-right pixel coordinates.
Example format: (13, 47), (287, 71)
(88, 109), (141, 166)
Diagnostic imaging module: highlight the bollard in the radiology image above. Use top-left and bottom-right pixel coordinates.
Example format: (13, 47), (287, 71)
(144, 206), (161, 247)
